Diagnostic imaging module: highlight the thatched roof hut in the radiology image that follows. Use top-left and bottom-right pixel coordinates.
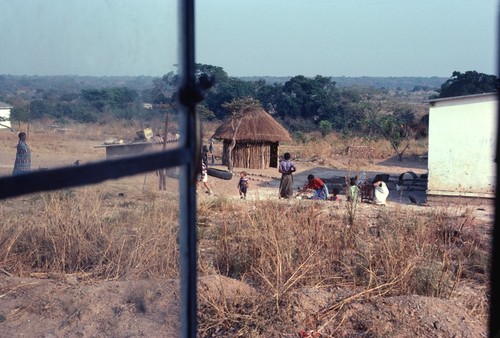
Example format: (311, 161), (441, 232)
(211, 108), (291, 169)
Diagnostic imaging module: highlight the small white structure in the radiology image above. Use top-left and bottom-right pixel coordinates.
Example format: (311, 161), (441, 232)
(426, 93), (497, 199)
(0, 102), (12, 129)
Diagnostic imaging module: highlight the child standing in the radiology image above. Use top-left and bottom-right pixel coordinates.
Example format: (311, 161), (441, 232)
(198, 158), (213, 195)
(238, 171), (249, 199)
(347, 177), (360, 202)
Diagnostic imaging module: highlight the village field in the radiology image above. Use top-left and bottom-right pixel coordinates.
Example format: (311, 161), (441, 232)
(0, 120), (493, 337)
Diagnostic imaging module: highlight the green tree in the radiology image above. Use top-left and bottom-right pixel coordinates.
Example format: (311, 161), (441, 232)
(204, 77), (256, 119)
(81, 87), (137, 112)
(197, 104), (216, 121)
(109, 87), (138, 108)
(59, 92), (79, 102)
(253, 81), (281, 114)
(393, 104), (415, 125)
(149, 64), (233, 117)
(438, 71), (498, 98)
(318, 120), (333, 136)
(276, 75), (337, 121)
(10, 105), (30, 122)
(374, 114), (412, 161)
(147, 71), (178, 104)
(195, 63), (229, 84)
(81, 88), (111, 112)
(29, 100), (51, 119)
(333, 88), (373, 134)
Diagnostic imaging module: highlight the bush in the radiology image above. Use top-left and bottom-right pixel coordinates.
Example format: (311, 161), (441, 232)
(293, 131), (307, 144)
(318, 120), (333, 136)
(10, 106), (30, 122)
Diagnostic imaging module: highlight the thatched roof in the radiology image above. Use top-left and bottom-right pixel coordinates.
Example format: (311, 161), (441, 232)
(211, 109), (292, 142)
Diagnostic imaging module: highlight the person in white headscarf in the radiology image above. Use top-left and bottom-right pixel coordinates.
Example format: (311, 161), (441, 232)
(372, 174), (389, 205)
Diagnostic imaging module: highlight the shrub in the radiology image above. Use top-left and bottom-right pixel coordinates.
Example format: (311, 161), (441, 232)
(318, 120), (333, 136)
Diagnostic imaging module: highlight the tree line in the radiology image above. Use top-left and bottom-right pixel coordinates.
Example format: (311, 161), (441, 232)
(1, 67), (496, 142)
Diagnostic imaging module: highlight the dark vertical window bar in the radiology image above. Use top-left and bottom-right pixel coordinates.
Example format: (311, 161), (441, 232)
(177, 0), (199, 337)
(0, 2), (200, 337)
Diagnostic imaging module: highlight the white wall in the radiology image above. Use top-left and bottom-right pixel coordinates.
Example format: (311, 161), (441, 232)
(428, 94), (497, 198)
(0, 107), (11, 128)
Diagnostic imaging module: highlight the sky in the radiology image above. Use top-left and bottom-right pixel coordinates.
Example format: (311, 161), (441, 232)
(1, 0), (497, 78)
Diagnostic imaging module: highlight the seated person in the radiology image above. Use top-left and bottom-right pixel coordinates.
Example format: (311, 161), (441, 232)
(331, 187), (342, 202)
(302, 174), (329, 200)
(353, 175), (375, 202)
(372, 174), (389, 205)
(347, 177), (360, 202)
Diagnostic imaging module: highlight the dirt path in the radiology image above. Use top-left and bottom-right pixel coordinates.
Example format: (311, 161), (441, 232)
(204, 155), (429, 205)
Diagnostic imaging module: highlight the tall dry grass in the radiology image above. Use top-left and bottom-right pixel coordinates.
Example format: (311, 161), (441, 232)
(280, 131), (427, 163)
(196, 199), (490, 336)
(0, 174), (488, 335)
(0, 186), (180, 279)
(0, 121), (487, 336)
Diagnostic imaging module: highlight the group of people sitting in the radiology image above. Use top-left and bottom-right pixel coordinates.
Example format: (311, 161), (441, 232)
(348, 174), (390, 205)
(298, 174), (389, 205)
(278, 152), (389, 204)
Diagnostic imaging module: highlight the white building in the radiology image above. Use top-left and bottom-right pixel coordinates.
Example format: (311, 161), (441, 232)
(0, 102), (12, 129)
(426, 93), (497, 200)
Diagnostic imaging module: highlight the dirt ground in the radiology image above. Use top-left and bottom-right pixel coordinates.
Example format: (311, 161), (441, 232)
(0, 129), (493, 337)
(207, 155), (430, 204)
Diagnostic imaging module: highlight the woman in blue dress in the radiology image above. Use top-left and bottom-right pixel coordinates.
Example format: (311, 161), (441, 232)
(13, 132), (31, 176)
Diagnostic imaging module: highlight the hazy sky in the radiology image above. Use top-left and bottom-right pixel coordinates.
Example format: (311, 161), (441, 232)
(1, 0), (497, 78)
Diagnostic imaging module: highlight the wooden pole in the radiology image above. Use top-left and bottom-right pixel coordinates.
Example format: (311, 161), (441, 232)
(159, 110), (169, 190)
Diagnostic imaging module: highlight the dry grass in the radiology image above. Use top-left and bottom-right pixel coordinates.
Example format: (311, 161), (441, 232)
(280, 132), (427, 164)
(0, 121), (489, 336)
(196, 200), (490, 336)
(0, 181), (489, 336)
(0, 186), (180, 280)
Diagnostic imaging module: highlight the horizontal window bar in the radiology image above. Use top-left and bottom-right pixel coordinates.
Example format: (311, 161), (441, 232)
(0, 148), (190, 199)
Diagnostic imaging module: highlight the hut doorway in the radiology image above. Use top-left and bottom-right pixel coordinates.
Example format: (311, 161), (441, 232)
(270, 142), (279, 168)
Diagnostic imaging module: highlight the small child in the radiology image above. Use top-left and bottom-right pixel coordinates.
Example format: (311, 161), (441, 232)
(347, 177), (360, 202)
(197, 159), (213, 195)
(238, 171), (249, 199)
(331, 187), (342, 202)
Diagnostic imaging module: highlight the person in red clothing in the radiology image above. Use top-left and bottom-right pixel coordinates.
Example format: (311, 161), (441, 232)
(302, 174), (329, 200)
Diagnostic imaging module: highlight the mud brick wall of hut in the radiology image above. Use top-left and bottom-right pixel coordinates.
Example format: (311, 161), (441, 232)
(346, 146), (374, 159)
(222, 140), (279, 169)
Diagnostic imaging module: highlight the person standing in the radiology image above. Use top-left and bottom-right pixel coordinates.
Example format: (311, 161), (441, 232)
(202, 145), (209, 167)
(198, 158), (213, 195)
(347, 177), (360, 202)
(278, 152), (296, 198)
(209, 138), (215, 164)
(237, 171), (249, 199)
(13, 132), (31, 176)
